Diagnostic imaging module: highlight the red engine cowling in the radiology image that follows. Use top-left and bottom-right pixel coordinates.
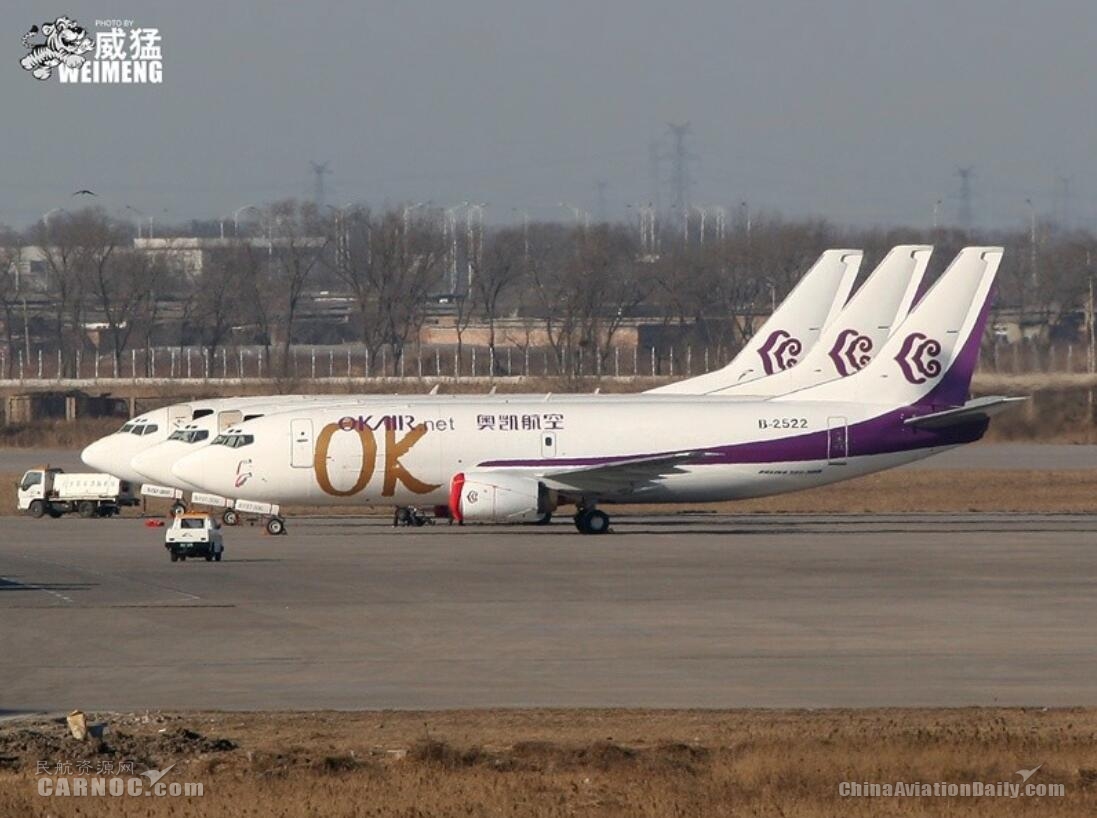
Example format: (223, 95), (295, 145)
(449, 471), (546, 523)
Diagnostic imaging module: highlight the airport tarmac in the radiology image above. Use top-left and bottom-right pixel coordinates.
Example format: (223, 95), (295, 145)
(2, 512), (1096, 712)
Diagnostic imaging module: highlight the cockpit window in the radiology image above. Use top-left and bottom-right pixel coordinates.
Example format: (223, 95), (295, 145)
(168, 429), (209, 443)
(243, 414), (264, 421)
(120, 422), (135, 433)
(211, 434), (254, 448)
(192, 409), (214, 420)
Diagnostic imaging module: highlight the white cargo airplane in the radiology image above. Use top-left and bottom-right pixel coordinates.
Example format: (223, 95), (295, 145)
(168, 247), (1018, 534)
(112, 246), (921, 530)
(82, 248), (863, 497)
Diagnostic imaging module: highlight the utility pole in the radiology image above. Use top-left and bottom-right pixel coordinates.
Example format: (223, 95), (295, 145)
(310, 161), (331, 210)
(1026, 197), (1038, 287)
(956, 166), (974, 230)
(648, 139), (662, 219)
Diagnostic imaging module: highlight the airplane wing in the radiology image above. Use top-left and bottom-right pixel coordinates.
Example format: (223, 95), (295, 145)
(535, 451), (715, 494)
(903, 395), (1027, 430)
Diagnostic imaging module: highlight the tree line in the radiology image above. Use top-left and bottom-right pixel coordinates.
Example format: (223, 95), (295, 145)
(0, 199), (1091, 379)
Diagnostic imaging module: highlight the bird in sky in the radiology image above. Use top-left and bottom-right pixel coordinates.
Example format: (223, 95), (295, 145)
(72, 189), (97, 197)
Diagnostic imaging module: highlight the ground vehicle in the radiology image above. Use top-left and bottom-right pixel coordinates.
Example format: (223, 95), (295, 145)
(17, 467), (138, 519)
(164, 513), (224, 562)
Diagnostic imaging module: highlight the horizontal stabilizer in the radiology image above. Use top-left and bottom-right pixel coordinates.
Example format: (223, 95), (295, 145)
(903, 396), (1027, 429)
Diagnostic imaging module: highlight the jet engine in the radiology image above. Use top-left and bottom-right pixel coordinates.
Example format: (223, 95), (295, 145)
(448, 471), (550, 523)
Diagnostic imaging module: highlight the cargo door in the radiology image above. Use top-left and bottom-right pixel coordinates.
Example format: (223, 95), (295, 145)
(290, 419), (314, 468)
(218, 410), (243, 432)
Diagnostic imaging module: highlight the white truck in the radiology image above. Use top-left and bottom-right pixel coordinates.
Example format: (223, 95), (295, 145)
(164, 513), (224, 562)
(17, 467), (139, 519)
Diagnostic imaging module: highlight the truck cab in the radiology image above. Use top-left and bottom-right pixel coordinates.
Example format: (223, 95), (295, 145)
(165, 512), (225, 562)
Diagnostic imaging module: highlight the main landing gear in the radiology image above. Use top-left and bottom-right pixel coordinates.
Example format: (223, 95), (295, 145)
(574, 507), (610, 535)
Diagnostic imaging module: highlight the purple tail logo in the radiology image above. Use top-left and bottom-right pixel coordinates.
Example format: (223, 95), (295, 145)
(894, 332), (943, 384)
(827, 328), (873, 376)
(757, 330), (802, 375)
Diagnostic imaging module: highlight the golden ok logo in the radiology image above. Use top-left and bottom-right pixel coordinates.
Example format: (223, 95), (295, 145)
(313, 423), (441, 497)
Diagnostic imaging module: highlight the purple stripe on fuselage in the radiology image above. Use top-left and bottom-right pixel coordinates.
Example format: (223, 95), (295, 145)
(478, 405), (988, 469)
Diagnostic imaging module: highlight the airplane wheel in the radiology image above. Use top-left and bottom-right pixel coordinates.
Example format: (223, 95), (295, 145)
(575, 508), (610, 535)
(222, 509), (239, 527)
(266, 516), (286, 536)
(169, 502), (187, 518)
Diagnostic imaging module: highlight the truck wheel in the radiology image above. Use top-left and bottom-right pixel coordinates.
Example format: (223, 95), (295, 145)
(28, 499), (45, 519)
(169, 502), (186, 518)
(170, 552), (179, 563)
(78, 501), (96, 519)
(222, 509), (239, 527)
(265, 517), (285, 536)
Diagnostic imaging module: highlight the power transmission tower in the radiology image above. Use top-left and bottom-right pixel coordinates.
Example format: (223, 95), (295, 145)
(594, 180), (609, 223)
(1053, 175), (1073, 229)
(310, 161), (331, 210)
(955, 166), (974, 230)
(666, 123), (696, 222)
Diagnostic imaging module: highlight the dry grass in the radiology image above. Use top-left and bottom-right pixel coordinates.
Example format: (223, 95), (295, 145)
(1, 709), (1095, 816)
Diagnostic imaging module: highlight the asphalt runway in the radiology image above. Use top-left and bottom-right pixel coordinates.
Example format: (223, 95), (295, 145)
(2, 512), (1097, 712)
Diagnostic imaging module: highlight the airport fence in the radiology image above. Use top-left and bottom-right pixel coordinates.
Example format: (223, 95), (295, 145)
(0, 338), (1092, 387)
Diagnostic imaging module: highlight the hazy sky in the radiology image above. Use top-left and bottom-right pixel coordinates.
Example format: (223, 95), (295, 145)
(3, 0), (1094, 229)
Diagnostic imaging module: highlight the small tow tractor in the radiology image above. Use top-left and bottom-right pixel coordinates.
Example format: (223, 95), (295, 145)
(392, 505), (453, 527)
(165, 512), (225, 563)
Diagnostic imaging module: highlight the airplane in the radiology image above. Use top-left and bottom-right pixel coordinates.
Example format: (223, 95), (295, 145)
(167, 247), (1019, 535)
(84, 248), (868, 503)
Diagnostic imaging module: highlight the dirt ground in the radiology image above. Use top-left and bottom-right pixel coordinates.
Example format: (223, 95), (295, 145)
(1, 709), (1094, 816)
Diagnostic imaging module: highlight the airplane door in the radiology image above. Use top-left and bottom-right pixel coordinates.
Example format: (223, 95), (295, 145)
(167, 405), (190, 429)
(541, 431), (557, 458)
(218, 410), (243, 432)
(827, 416), (848, 465)
(290, 419), (314, 468)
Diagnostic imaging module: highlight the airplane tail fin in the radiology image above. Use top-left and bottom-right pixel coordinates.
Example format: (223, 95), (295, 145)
(648, 249), (862, 394)
(774, 247), (1003, 407)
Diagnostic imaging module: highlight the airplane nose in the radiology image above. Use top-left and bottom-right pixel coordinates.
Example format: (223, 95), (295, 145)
(172, 449), (220, 493)
(132, 446), (187, 488)
(81, 438), (109, 471)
